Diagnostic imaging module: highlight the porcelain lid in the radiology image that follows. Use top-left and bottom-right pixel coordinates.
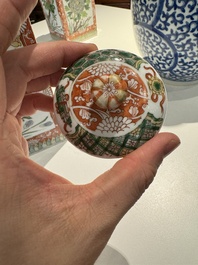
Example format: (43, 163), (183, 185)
(54, 49), (166, 158)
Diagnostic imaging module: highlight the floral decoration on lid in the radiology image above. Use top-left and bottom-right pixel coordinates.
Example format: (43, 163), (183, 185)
(54, 49), (167, 158)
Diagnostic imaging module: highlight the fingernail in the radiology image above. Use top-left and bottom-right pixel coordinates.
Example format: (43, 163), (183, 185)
(164, 138), (181, 157)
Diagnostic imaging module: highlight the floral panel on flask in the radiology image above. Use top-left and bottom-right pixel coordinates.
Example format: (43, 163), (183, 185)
(40, 0), (97, 41)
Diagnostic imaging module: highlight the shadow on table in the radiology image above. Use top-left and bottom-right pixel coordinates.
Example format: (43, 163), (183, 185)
(95, 245), (129, 265)
(164, 84), (198, 126)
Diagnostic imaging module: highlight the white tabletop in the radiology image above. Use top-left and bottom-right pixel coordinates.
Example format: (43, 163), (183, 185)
(31, 5), (198, 265)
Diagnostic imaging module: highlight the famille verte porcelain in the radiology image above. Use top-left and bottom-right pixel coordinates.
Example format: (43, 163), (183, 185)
(54, 49), (167, 158)
(10, 18), (36, 48)
(10, 19), (65, 155)
(131, 0), (198, 89)
(40, 0), (97, 41)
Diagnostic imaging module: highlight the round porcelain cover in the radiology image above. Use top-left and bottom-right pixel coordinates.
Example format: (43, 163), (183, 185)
(54, 49), (167, 158)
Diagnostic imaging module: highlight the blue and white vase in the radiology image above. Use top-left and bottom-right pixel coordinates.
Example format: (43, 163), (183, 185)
(131, 0), (198, 90)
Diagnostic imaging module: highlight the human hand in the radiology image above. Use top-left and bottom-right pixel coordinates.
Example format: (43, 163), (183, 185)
(0, 1), (180, 265)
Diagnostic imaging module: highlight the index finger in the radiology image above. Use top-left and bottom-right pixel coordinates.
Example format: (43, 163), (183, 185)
(3, 41), (97, 114)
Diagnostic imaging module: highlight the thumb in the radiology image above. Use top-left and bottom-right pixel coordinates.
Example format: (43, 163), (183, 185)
(92, 133), (180, 222)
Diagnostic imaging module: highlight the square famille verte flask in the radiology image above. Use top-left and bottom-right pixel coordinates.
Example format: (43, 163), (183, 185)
(40, 0), (97, 41)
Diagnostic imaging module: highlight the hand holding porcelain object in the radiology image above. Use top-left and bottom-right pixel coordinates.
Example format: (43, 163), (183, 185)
(54, 49), (167, 158)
